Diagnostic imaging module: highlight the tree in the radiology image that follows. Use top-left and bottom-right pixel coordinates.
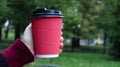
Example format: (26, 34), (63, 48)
(0, 0), (9, 41)
(60, 0), (101, 51)
(110, 0), (120, 60)
(7, 0), (36, 39)
(94, 0), (117, 53)
(72, 0), (101, 47)
(61, 1), (82, 52)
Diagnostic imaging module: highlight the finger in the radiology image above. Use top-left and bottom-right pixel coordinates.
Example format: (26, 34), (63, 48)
(61, 31), (63, 36)
(60, 49), (63, 53)
(60, 36), (64, 42)
(28, 23), (32, 28)
(60, 42), (64, 49)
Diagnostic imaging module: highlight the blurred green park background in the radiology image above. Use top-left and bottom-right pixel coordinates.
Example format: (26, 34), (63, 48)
(0, 0), (120, 67)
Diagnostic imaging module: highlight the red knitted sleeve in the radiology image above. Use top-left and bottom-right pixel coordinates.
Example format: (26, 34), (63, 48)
(1, 39), (34, 67)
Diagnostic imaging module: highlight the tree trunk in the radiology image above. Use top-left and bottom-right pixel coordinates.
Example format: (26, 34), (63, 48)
(15, 23), (21, 40)
(0, 26), (2, 42)
(71, 37), (80, 52)
(103, 31), (107, 53)
(71, 25), (81, 52)
(5, 26), (9, 39)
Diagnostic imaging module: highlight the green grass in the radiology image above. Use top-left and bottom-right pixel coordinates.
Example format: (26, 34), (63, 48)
(26, 52), (120, 67)
(0, 31), (14, 50)
(0, 40), (12, 50)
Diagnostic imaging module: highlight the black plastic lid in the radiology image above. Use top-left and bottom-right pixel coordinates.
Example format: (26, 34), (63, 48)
(31, 8), (63, 18)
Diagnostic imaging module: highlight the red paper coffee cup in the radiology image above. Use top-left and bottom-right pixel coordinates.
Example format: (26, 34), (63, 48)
(31, 8), (63, 58)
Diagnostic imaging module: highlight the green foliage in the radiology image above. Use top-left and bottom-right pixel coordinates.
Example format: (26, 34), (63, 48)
(0, 0), (10, 22)
(95, 0), (117, 34)
(6, 0), (36, 32)
(77, 0), (100, 39)
(7, 0), (36, 22)
(62, 0), (100, 39)
(109, 0), (120, 60)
